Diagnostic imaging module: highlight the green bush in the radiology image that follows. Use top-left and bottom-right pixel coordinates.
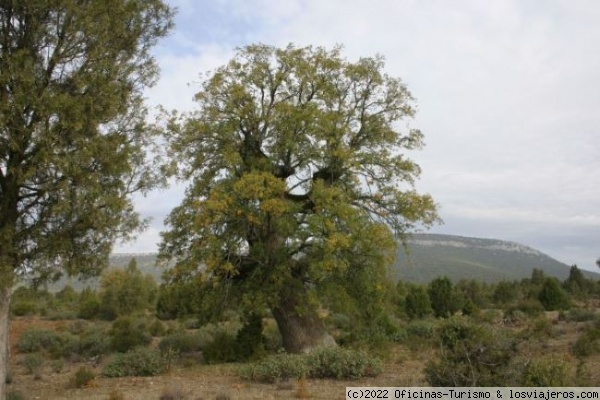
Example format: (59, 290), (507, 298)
(149, 319), (166, 337)
(521, 358), (570, 386)
(70, 366), (96, 388)
(78, 329), (112, 357)
(425, 317), (518, 386)
(17, 328), (78, 358)
(17, 329), (62, 353)
(307, 347), (382, 379)
(103, 347), (166, 377)
(203, 332), (239, 364)
(109, 317), (152, 353)
(11, 300), (37, 316)
(238, 347), (382, 382)
(561, 308), (597, 322)
(235, 313), (266, 361)
(238, 353), (309, 383)
(571, 326), (600, 358)
(158, 331), (203, 354)
(506, 299), (545, 319)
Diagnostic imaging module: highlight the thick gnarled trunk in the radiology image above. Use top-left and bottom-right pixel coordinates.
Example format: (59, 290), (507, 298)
(272, 282), (336, 354)
(0, 286), (10, 400)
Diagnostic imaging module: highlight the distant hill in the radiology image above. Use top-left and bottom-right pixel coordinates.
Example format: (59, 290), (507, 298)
(393, 234), (600, 283)
(46, 233), (599, 291)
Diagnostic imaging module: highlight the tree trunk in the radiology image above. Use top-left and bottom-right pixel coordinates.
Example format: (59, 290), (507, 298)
(0, 286), (10, 400)
(272, 282), (336, 354)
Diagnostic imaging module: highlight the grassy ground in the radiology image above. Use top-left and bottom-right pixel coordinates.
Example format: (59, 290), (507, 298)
(6, 313), (600, 399)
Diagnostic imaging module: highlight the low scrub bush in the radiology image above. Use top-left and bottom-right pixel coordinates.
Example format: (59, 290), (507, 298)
(203, 332), (239, 364)
(425, 317), (518, 386)
(571, 325), (600, 358)
(103, 347), (166, 377)
(158, 331), (203, 354)
(307, 347), (382, 379)
(70, 366), (96, 388)
(17, 328), (78, 358)
(109, 317), (152, 353)
(238, 347), (381, 383)
(10, 300), (37, 316)
(22, 353), (44, 378)
(561, 308), (597, 322)
(521, 358), (570, 386)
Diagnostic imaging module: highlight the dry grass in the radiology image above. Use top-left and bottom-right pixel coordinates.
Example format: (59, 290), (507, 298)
(6, 314), (600, 399)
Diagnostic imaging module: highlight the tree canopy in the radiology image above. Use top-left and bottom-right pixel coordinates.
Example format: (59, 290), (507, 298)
(0, 1), (173, 396)
(159, 44), (438, 352)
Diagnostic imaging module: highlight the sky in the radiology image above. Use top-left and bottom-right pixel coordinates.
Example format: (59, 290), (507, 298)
(115, 0), (600, 271)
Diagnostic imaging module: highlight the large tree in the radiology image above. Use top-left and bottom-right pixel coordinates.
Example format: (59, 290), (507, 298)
(0, 1), (172, 396)
(159, 44), (438, 353)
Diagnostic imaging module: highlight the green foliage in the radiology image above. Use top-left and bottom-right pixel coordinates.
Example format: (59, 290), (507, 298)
(235, 313), (267, 361)
(521, 358), (570, 386)
(239, 347), (381, 383)
(158, 43), (438, 352)
(505, 299), (545, 320)
(571, 324), (600, 358)
(560, 308), (597, 322)
(109, 317), (152, 353)
(492, 281), (520, 305)
(404, 286), (431, 319)
(428, 277), (461, 318)
(99, 261), (158, 319)
(538, 278), (571, 311)
(202, 333), (239, 364)
(77, 289), (102, 320)
(425, 318), (518, 386)
(103, 347), (167, 377)
(158, 332), (203, 355)
(10, 301), (37, 317)
(307, 347), (382, 379)
(70, 366), (96, 388)
(17, 329), (63, 353)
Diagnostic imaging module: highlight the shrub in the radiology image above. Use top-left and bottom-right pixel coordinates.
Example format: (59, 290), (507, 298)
(238, 347), (382, 382)
(158, 332), (203, 355)
(571, 326), (600, 358)
(11, 300), (37, 316)
(506, 299), (545, 319)
(78, 297), (101, 320)
(103, 347), (166, 377)
(149, 319), (166, 337)
(307, 347), (382, 379)
(78, 329), (112, 357)
(521, 358), (570, 386)
(203, 332), (239, 364)
(238, 353), (309, 383)
(17, 329), (62, 353)
(70, 366), (96, 388)
(404, 286), (432, 319)
(109, 317), (152, 353)
(235, 313), (266, 361)
(22, 353), (44, 378)
(561, 308), (597, 322)
(425, 317), (518, 386)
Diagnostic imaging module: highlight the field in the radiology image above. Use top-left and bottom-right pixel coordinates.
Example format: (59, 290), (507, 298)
(7, 310), (600, 400)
